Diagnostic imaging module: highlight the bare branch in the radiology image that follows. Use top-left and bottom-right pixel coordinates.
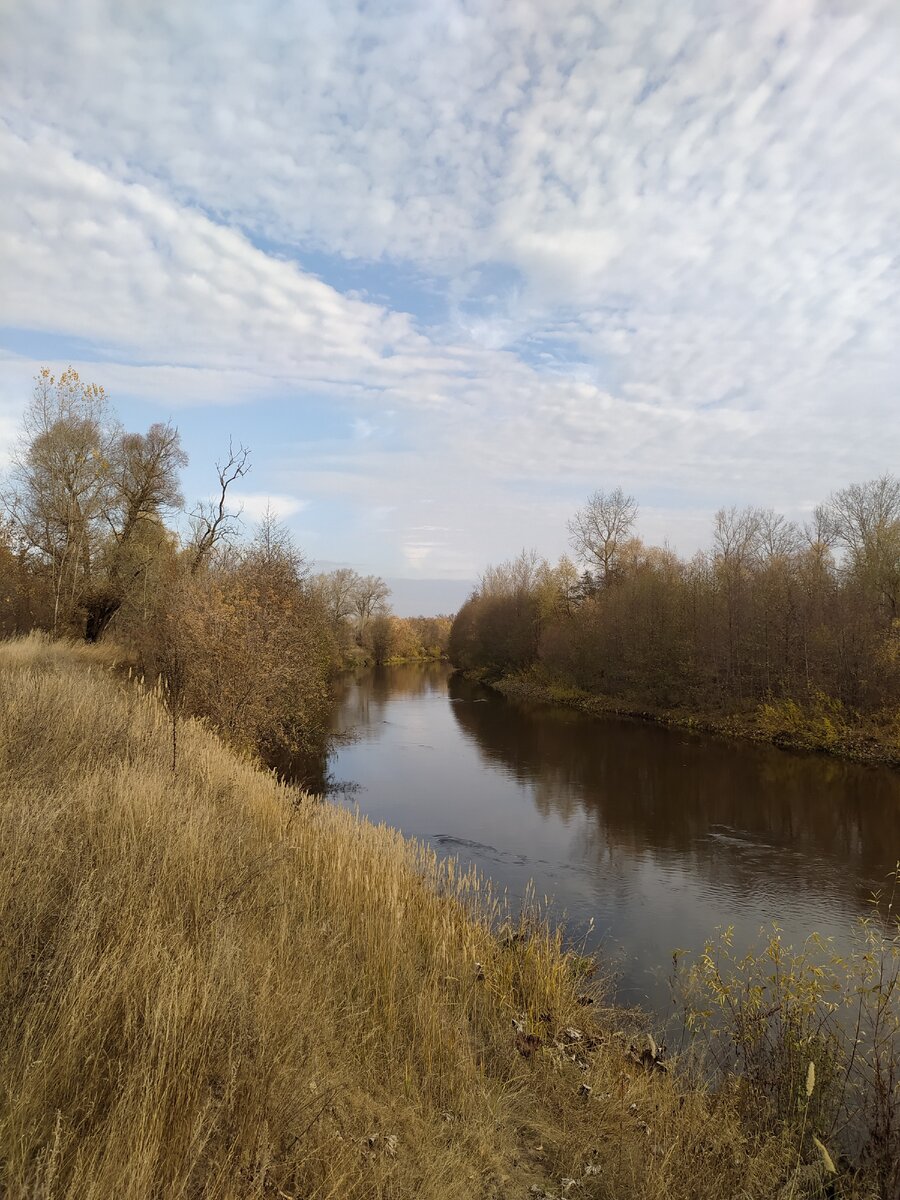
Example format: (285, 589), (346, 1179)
(188, 442), (251, 574)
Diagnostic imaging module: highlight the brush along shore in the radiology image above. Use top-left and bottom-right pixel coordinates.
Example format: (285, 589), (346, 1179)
(0, 636), (877, 1199)
(478, 666), (900, 768)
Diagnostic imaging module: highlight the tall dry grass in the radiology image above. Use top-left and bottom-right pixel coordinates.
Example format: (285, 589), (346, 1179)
(0, 634), (853, 1198)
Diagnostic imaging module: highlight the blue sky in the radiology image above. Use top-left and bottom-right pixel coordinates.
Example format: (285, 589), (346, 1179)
(1, 0), (898, 614)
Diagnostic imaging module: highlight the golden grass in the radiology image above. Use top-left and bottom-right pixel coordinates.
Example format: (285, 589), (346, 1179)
(0, 634), (806, 1198)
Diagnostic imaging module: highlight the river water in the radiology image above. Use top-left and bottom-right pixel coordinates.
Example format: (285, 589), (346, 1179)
(326, 663), (900, 1013)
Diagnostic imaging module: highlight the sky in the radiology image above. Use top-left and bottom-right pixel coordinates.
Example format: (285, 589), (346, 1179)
(1, 0), (898, 615)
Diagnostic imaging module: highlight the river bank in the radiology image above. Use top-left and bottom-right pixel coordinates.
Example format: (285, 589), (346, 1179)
(475, 666), (900, 768)
(2, 637), (895, 1197)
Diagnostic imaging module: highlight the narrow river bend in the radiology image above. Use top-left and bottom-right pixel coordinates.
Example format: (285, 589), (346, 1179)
(326, 663), (900, 1013)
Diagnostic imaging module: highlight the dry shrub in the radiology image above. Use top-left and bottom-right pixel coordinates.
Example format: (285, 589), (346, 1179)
(674, 914), (900, 1196)
(138, 535), (335, 773)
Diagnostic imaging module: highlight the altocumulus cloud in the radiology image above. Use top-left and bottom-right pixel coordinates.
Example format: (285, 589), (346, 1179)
(0, 0), (898, 588)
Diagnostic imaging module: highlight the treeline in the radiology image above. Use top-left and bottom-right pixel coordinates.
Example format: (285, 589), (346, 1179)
(309, 567), (451, 665)
(450, 482), (900, 751)
(0, 369), (444, 773)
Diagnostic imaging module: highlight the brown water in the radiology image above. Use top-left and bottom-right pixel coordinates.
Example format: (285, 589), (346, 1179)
(326, 663), (900, 1012)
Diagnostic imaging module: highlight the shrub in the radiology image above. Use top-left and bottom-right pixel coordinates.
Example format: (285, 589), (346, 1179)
(674, 902), (900, 1195)
(757, 691), (848, 749)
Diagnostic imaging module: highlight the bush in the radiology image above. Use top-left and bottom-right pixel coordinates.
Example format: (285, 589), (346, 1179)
(757, 691), (848, 749)
(139, 528), (335, 771)
(674, 904), (900, 1195)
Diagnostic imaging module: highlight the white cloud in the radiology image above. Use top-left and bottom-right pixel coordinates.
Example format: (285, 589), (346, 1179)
(0, 125), (412, 385)
(0, 0), (898, 577)
(229, 492), (307, 522)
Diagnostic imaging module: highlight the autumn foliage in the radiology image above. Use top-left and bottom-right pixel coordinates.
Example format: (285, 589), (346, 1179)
(451, 486), (900, 756)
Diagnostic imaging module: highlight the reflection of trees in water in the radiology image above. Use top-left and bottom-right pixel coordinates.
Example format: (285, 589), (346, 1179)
(324, 663), (454, 784)
(331, 663), (450, 736)
(448, 682), (900, 904)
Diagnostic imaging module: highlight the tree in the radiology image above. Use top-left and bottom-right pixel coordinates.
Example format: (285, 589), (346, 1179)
(187, 441), (251, 574)
(451, 478), (900, 720)
(368, 612), (395, 665)
(4, 369), (115, 633)
(3, 369), (188, 639)
(827, 476), (900, 617)
(352, 574), (390, 636)
(84, 422), (187, 640)
(311, 567), (361, 629)
(568, 487), (638, 582)
(553, 555), (581, 616)
(247, 504), (309, 585)
(0, 517), (44, 635)
(712, 506), (762, 566)
(757, 509), (800, 563)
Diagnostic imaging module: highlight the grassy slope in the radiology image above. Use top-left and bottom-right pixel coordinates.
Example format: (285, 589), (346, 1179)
(0, 637), (798, 1199)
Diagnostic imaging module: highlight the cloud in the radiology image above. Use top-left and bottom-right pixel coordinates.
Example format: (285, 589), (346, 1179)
(229, 492), (307, 522)
(0, 0), (899, 579)
(0, 125), (412, 387)
(353, 418), (376, 440)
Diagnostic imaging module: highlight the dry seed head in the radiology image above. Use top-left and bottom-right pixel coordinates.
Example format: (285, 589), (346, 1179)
(812, 1135), (836, 1173)
(805, 1060), (815, 1098)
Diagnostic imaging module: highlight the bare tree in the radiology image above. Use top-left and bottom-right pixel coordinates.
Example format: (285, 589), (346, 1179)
(827, 475), (900, 616)
(757, 509), (800, 563)
(568, 487), (638, 582)
(712, 506), (763, 566)
(480, 549), (545, 599)
(188, 441), (251, 574)
(249, 506), (307, 575)
(804, 503), (837, 558)
(352, 574), (390, 634)
(311, 567), (362, 628)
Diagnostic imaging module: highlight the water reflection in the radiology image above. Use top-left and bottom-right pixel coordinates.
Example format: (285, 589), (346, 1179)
(326, 664), (900, 1008)
(331, 662), (450, 740)
(446, 672), (899, 907)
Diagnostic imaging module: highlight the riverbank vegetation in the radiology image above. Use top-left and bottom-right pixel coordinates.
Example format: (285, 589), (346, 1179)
(449, 482), (900, 762)
(308, 569), (451, 666)
(0, 368), (446, 772)
(1, 634), (897, 1198)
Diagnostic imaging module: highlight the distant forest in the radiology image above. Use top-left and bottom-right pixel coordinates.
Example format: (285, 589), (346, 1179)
(450, 481), (900, 752)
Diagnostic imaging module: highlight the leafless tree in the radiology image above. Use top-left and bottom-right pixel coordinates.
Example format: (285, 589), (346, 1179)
(757, 509), (801, 562)
(568, 487), (638, 582)
(352, 574), (390, 633)
(188, 441), (251, 574)
(827, 475), (900, 616)
(713, 506), (763, 566)
(311, 567), (362, 628)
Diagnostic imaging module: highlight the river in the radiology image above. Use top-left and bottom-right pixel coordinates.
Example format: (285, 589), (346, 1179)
(325, 662), (900, 1013)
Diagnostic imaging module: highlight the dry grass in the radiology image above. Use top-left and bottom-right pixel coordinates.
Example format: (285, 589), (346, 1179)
(0, 634), (824, 1198)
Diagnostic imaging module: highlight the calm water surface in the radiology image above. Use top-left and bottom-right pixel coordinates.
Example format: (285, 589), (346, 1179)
(326, 663), (900, 1012)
